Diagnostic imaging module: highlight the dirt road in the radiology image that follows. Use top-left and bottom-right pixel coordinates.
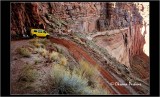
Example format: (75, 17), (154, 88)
(50, 37), (131, 94)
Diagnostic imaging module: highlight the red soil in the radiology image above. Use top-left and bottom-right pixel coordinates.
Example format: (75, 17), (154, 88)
(50, 37), (130, 94)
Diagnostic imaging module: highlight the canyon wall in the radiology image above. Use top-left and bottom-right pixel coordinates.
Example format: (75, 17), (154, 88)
(11, 2), (143, 35)
(92, 2), (149, 67)
(11, 2), (149, 67)
(11, 2), (104, 36)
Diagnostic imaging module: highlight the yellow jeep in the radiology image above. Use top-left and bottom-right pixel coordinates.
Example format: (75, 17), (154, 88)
(30, 29), (50, 38)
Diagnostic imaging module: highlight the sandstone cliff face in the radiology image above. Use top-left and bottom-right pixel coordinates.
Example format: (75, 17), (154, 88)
(11, 2), (142, 34)
(11, 2), (149, 67)
(90, 2), (148, 67)
(11, 2), (102, 36)
(10, 2), (150, 94)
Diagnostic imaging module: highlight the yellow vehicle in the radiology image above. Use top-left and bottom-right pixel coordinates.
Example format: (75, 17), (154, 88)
(30, 29), (50, 38)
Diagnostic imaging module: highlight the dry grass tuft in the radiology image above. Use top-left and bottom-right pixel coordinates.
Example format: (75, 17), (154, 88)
(40, 48), (49, 58)
(17, 47), (31, 57)
(39, 38), (48, 45)
(50, 64), (89, 94)
(59, 54), (68, 66)
(35, 43), (41, 48)
(34, 59), (41, 65)
(49, 62), (107, 95)
(50, 51), (59, 61)
(34, 48), (48, 54)
(30, 38), (48, 48)
(72, 60), (100, 88)
(49, 51), (68, 66)
(18, 64), (38, 83)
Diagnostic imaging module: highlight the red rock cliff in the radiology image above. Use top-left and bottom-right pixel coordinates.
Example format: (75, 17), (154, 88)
(11, 2), (149, 68)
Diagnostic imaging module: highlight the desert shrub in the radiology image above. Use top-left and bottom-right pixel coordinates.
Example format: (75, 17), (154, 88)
(34, 47), (48, 55)
(34, 43), (41, 48)
(34, 59), (41, 65)
(73, 60), (99, 88)
(50, 64), (107, 95)
(79, 60), (98, 78)
(50, 51), (59, 61)
(18, 64), (38, 82)
(80, 60), (98, 77)
(29, 38), (39, 44)
(30, 38), (46, 48)
(34, 60), (38, 65)
(49, 51), (68, 66)
(17, 47), (31, 57)
(59, 54), (68, 66)
(39, 38), (49, 46)
(50, 64), (89, 94)
(16, 81), (35, 93)
(33, 47), (50, 60)
(40, 48), (49, 58)
(34, 48), (42, 53)
(30, 39), (41, 48)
